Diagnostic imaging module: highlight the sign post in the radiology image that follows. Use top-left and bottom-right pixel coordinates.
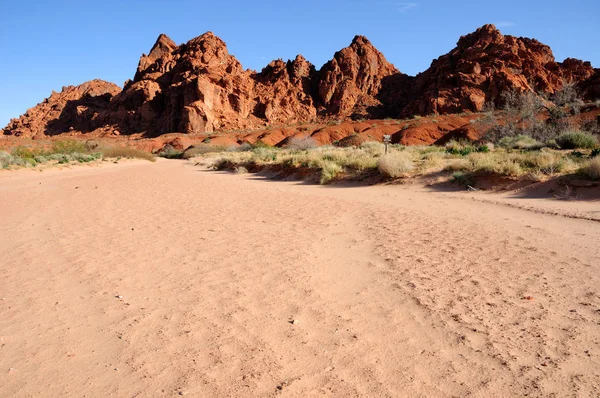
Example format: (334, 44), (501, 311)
(383, 135), (391, 155)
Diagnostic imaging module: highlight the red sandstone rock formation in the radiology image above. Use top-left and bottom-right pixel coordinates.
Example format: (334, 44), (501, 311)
(405, 24), (595, 116)
(3, 25), (598, 140)
(317, 35), (403, 118)
(2, 80), (120, 138)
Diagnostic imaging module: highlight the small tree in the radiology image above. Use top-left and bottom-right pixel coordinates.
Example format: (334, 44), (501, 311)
(552, 81), (584, 114)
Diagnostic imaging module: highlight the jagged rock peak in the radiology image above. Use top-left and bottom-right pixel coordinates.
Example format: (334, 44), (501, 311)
(147, 34), (177, 59)
(318, 35), (400, 115)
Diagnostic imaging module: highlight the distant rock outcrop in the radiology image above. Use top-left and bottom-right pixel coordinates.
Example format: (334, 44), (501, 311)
(3, 25), (599, 139)
(317, 35), (402, 117)
(2, 80), (121, 138)
(404, 24), (596, 116)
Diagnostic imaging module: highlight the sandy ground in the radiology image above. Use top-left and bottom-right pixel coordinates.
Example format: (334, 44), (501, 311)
(1, 159), (599, 397)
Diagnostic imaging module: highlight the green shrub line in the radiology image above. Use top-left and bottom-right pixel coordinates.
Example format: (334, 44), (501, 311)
(1, 140), (155, 169)
(189, 138), (600, 187)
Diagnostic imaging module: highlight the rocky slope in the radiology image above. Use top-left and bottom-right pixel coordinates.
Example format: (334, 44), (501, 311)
(3, 25), (599, 140)
(404, 25), (596, 116)
(2, 80), (121, 138)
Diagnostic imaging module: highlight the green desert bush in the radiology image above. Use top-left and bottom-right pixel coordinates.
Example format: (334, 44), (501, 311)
(251, 147), (279, 162)
(158, 148), (183, 159)
(555, 131), (598, 149)
(48, 153), (71, 164)
(12, 146), (39, 159)
(445, 140), (489, 156)
(71, 152), (101, 163)
(52, 140), (87, 154)
(497, 135), (543, 150)
(377, 152), (414, 177)
(319, 161), (343, 184)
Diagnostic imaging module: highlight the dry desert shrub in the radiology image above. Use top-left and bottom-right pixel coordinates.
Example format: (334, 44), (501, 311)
(99, 146), (155, 162)
(319, 161), (343, 184)
(377, 152), (414, 177)
(287, 136), (317, 150)
(579, 157), (600, 180)
(359, 141), (385, 156)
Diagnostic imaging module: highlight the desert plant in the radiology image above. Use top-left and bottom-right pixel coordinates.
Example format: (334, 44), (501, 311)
(552, 81), (584, 113)
(71, 152), (100, 163)
(99, 146), (156, 161)
(451, 171), (475, 187)
(0, 151), (14, 168)
(319, 161), (343, 184)
(252, 140), (271, 148)
(555, 131), (598, 149)
(237, 142), (254, 151)
(525, 151), (574, 175)
(377, 152), (414, 177)
(445, 140), (489, 156)
(497, 135), (543, 150)
(34, 155), (48, 163)
(48, 153), (71, 163)
(52, 140), (87, 154)
(579, 157), (600, 180)
(158, 147), (184, 159)
(181, 145), (228, 159)
(252, 147), (278, 162)
(287, 136), (317, 150)
(12, 146), (38, 159)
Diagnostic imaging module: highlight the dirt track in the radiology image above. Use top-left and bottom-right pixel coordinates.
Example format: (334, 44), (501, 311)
(1, 159), (599, 397)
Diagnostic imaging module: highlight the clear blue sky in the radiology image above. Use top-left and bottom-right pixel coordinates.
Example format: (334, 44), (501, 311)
(1, 0), (599, 127)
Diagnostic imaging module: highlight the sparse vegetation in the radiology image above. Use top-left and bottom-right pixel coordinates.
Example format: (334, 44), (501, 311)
(377, 152), (414, 177)
(98, 145), (156, 161)
(286, 136), (317, 150)
(579, 157), (600, 180)
(497, 135), (543, 150)
(189, 139), (594, 187)
(1, 140), (155, 170)
(482, 85), (597, 146)
(555, 131), (598, 149)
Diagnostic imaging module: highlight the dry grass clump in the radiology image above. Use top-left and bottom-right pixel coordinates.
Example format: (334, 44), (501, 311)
(359, 141), (386, 156)
(99, 146), (156, 162)
(579, 157), (600, 180)
(319, 161), (343, 184)
(201, 151), (253, 168)
(377, 152), (414, 177)
(518, 151), (577, 176)
(467, 152), (523, 177)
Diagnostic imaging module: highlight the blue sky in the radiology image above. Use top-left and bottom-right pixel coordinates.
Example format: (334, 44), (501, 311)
(1, 0), (599, 127)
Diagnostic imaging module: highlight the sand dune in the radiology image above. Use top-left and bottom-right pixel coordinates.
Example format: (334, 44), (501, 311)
(1, 159), (599, 397)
